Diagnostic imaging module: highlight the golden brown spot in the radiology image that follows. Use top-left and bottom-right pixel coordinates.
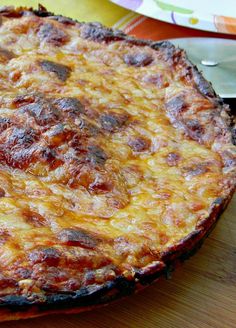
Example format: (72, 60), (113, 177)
(165, 95), (208, 144)
(53, 97), (85, 115)
(124, 53), (153, 67)
(58, 228), (98, 249)
(9, 70), (22, 83)
(0, 47), (15, 63)
(38, 23), (69, 46)
(159, 232), (169, 245)
(142, 73), (169, 88)
(45, 124), (75, 147)
(188, 202), (205, 212)
(100, 112), (129, 132)
(39, 60), (72, 82)
(86, 145), (108, 166)
(0, 127), (39, 170)
(166, 152), (180, 166)
(221, 150), (236, 168)
(29, 248), (61, 266)
(20, 96), (60, 126)
(0, 188), (5, 197)
(0, 229), (10, 246)
(183, 163), (208, 179)
(50, 16), (76, 26)
(13, 94), (38, 108)
(88, 175), (113, 194)
(22, 210), (47, 227)
(15, 268), (32, 279)
(128, 136), (151, 152)
(7, 127), (39, 148)
(69, 166), (112, 194)
(165, 95), (187, 116)
(0, 117), (12, 133)
(184, 119), (204, 143)
(0, 275), (16, 288)
(40, 147), (63, 170)
(35, 267), (71, 293)
(80, 22), (125, 42)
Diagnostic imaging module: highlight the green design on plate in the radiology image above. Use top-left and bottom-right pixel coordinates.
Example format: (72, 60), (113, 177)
(154, 1), (194, 14)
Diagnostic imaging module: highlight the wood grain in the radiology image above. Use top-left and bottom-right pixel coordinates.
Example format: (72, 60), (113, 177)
(2, 196), (235, 328)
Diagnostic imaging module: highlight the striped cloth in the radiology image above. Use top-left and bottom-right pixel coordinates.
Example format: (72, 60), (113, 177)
(3, 0), (236, 41)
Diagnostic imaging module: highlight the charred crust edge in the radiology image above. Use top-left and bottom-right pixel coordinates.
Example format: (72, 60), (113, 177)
(0, 189), (234, 315)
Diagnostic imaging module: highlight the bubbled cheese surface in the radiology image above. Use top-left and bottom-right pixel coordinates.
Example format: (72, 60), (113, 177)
(0, 12), (234, 298)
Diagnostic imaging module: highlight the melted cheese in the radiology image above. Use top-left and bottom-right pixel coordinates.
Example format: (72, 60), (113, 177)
(0, 12), (234, 299)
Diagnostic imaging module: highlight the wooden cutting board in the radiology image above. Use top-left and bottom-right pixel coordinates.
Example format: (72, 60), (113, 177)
(3, 196), (236, 328)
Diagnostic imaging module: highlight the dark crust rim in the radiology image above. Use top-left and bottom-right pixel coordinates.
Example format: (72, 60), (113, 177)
(0, 5), (235, 318)
(0, 192), (233, 319)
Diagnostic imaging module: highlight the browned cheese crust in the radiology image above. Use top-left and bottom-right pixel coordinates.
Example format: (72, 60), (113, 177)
(0, 5), (234, 321)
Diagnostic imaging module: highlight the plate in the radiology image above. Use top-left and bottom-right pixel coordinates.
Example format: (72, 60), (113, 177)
(110, 0), (236, 35)
(169, 38), (236, 98)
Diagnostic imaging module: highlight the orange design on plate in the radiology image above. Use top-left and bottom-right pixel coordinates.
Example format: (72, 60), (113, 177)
(214, 15), (236, 34)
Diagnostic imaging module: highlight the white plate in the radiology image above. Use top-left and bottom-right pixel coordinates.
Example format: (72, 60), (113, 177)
(110, 0), (236, 35)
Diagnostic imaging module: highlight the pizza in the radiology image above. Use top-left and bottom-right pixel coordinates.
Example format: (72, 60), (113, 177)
(0, 5), (234, 322)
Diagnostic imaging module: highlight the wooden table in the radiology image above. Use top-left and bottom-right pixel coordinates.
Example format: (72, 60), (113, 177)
(3, 202), (236, 327)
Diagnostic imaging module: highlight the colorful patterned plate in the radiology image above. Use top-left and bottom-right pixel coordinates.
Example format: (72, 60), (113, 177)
(110, 0), (236, 35)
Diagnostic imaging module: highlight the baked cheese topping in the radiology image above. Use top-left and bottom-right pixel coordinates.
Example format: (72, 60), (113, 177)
(0, 9), (234, 299)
